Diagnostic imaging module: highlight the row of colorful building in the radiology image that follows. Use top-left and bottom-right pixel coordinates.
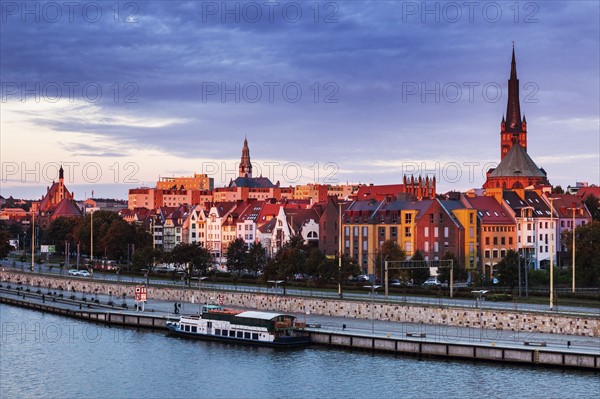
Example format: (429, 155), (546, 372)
(2, 46), (597, 280)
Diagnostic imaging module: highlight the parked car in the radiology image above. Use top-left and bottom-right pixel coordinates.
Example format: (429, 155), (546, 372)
(79, 270), (91, 277)
(390, 279), (402, 287)
(422, 277), (441, 287)
(68, 269), (79, 276)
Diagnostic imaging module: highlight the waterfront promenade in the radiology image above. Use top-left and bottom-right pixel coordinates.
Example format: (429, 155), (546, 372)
(1, 276), (599, 370)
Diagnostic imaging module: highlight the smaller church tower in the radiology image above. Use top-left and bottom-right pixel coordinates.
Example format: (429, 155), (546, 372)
(500, 45), (527, 160)
(239, 137), (252, 178)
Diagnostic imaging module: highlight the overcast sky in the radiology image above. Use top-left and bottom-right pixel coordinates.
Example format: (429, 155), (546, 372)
(1, 0), (598, 200)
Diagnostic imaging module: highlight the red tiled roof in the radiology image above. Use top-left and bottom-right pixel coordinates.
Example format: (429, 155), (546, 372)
(355, 184), (405, 201)
(576, 186), (600, 200)
(465, 195), (514, 224)
(51, 198), (82, 220)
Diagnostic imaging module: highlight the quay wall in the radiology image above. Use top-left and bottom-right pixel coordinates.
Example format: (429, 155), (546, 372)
(1, 270), (598, 337)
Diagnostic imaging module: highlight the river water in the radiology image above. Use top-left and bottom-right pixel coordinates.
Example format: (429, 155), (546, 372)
(0, 305), (598, 399)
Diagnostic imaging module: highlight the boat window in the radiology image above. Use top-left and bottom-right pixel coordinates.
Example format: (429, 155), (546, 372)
(221, 330), (228, 336)
(191, 326), (197, 333)
(252, 333), (258, 340)
(229, 330), (236, 337)
(237, 331), (243, 338)
(215, 329), (221, 335)
(207, 322), (212, 328)
(244, 332), (251, 339)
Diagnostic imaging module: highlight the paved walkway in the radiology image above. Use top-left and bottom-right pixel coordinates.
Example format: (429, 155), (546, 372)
(2, 283), (599, 355)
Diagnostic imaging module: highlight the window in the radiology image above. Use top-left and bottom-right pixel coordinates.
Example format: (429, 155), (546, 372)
(500, 249), (506, 258)
(545, 246), (548, 252)
(229, 330), (235, 337)
(493, 237), (498, 245)
(345, 240), (350, 249)
(406, 242), (412, 252)
(469, 242), (474, 252)
(469, 213), (474, 223)
(501, 237), (505, 245)
(527, 223), (532, 231)
(434, 227), (439, 238)
(353, 227), (359, 236)
(444, 227), (449, 238)
(405, 213), (412, 224)
(424, 227), (429, 237)
(509, 237), (513, 245)
(221, 330), (228, 336)
(484, 250), (490, 258)
(545, 222), (548, 229)
(252, 333), (259, 340)
(390, 227), (397, 238)
(540, 246), (543, 252)
(378, 227), (385, 237)
(344, 227), (350, 236)
(405, 227), (411, 237)
(362, 241), (368, 251)
(237, 331), (243, 338)
(433, 242), (439, 252)
(485, 237), (490, 245)
(492, 250), (498, 258)
(191, 326), (197, 333)
(362, 226), (368, 236)
(424, 241), (429, 252)
(527, 236), (532, 243)
(429, 214), (434, 223)
(244, 332), (251, 339)
(469, 227), (474, 238)
(215, 329), (221, 335)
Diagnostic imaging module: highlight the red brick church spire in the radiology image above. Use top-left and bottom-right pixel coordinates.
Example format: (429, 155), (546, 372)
(239, 136), (252, 178)
(501, 44), (527, 159)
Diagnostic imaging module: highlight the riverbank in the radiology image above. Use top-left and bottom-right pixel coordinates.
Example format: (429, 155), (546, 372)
(1, 289), (599, 371)
(1, 270), (598, 336)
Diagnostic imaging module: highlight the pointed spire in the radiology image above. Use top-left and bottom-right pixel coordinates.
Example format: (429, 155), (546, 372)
(505, 44), (522, 132)
(59, 165), (64, 180)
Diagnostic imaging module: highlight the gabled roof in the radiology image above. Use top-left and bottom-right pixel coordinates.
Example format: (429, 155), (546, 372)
(229, 176), (276, 188)
(464, 195), (514, 224)
(503, 190), (553, 218)
(576, 186), (600, 200)
(284, 208), (320, 233)
(546, 194), (591, 219)
(490, 144), (546, 178)
(51, 198), (82, 219)
(355, 184), (405, 201)
(257, 217), (277, 234)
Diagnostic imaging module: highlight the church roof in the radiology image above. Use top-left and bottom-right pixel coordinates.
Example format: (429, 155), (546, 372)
(51, 198), (82, 219)
(229, 176), (276, 188)
(490, 144), (545, 178)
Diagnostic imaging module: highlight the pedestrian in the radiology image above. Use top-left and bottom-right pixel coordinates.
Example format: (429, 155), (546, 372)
(567, 341), (571, 348)
(174, 302), (179, 314)
(42, 294), (45, 303)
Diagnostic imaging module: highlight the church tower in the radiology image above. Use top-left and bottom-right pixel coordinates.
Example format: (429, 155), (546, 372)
(500, 45), (527, 160)
(239, 137), (252, 178)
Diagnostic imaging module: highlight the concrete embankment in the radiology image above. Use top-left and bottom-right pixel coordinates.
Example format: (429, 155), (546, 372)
(1, 270), (599, 337)
(1, 292), (599, 371)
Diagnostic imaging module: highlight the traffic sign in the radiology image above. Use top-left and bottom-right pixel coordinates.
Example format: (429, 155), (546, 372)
(134, 285), (147, 302)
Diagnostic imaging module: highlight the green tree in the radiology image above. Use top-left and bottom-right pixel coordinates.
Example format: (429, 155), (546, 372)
(246, 242), (267, 277)
(437, 251), (466, 283)
(131, 247), (164, 272)
(304, 247), (325, 280)
(226, 238), (248, 277)
(73, 211), (122, 259)
(375, 240), (407, 283)
(496, 249), (522, 291)
(584, 194), (600, 222)
(43, 217), (80, 253)
(0, 230), (12, 259)
(168, 243), (212, 285)
(410, 250), (430, 284)
(563, 221), (600, 287)
(552, 185), (564, 194)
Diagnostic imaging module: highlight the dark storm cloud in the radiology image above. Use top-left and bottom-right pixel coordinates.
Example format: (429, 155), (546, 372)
(1, 1), (598, 184)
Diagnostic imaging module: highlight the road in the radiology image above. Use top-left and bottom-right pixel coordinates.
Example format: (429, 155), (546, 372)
(2, 259), (599, 316)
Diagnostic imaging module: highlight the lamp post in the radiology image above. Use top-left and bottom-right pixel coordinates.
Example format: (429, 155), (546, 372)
(566, 204), (581, 293)
(193, 276), (208, 314)
(141, 268), (149, 287)
(90, 209), (95, 262)
(548, 197), (559, 310)
(30, 211), (35, 272)
(338, 202), (343, 299)
(268, 280), (284, 310)
(363, 284), (381, 334)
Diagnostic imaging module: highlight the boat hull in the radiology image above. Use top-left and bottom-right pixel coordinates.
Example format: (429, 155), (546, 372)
(165, 323), (311, 348)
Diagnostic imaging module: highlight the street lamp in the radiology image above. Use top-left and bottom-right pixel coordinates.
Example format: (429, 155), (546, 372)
(566, 204), (582, 293)
(193, 276), (208, 314)
(141, 268), (150, 287)
(363, 284), (381, 334)
(471, 290), (488, 342)
(268, 280), (284, 310)
(548, 197), (559, 310)
(90, 209), (95, 262)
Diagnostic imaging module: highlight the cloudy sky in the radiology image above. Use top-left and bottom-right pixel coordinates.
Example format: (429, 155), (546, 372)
(1, 0), (598, 200)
